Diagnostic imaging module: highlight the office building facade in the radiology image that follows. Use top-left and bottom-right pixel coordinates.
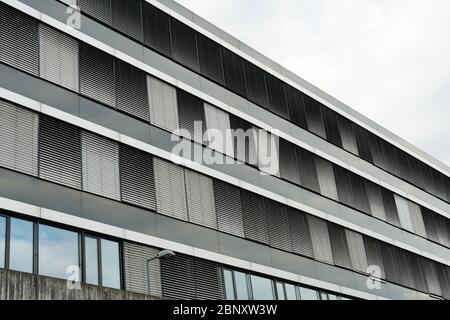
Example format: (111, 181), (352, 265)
(0, 0), (449, 300)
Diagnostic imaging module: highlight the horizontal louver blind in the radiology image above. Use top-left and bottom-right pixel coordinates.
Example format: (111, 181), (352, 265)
(287, 208), (314, 258)
(204, 103), (234, 158)
(221, 48), (247, 97)
(307, 216), (334, 264)
(381, 188), (400, 227)
(123, 242), (162, 296)
(78, 0), (112, 25)
(322, 108), (342, 147)
(337, 115), (358, 155)
(39, 115), (82, 189)
(365, 181), (386, 220)
(177, 89), (206, 144)
(363, 237), (385, 279)
(229, 115), (257, 165)
(349, 173), (370, 214)
(244, 61), (269, 108)
(285, 85), (307, 129)
(257, 130), (280, 177)
(143, 3), (172, 57)
(266, 74), (289, 119)
(0, 3), (39, 76)
(315, 157), (338, 201)
(304, 96), (327, 139)
(115, 60), (149, 121)
(82, 131), (121, 200)
(79, 43), (116, 107)
(409, 203), (427, 238)
(147, 75), (179, 132)
(266, 200), (292, 252)
(328, 223), (352, 269)
(111, 0), (143, 42)
(0, 100), (38, 176)
(241, 190), (269, 244)
(394, 195), (414, 233)
(421, 258), (442, 297)
(154, 158), (188, 221)
(279, 140), (301, 185)
(213, 180), (245, 237)
(161, 254), (196, 300)
(297, 148), (320, 194)
(185, 170), (217, 229)
(198, 33), (224, 84)
(39, 24), (79, 92)
(170, 18), (199, 71)
(345, 230), (368, 273)
(120, 145), (156, 210)
(194, 259), (224, 300)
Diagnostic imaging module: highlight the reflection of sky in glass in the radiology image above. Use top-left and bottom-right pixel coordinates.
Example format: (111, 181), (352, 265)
(285, 283), (297, 300)
(250, 275), (274, 300)
(0, 217), (5, 268)
(223, 269), (235, 300)
(38, 224), (79, 280)
(299, 286), (319, 300)
(85, 237), (99, 285)
(101, 239), (120, 289)
(10, 218), (33, 273)
(234, 271), (249, 300)
(276, 282), (285, 300)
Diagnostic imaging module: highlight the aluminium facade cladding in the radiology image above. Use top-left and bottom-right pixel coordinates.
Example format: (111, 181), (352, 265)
(0, 0), (449, 300)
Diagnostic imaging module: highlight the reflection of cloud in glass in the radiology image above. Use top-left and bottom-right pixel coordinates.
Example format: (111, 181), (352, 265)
(0, 217), (5, 268)
(10, 218), (33, 273)
(39, 224), (79, 280)
(84, 237), (99, 285)
(101, 240), (121, 289)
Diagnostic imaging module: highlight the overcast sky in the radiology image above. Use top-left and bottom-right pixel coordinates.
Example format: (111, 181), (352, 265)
(175, 0), (450, 167)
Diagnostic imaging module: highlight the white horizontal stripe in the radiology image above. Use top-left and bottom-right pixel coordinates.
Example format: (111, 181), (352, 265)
(0, 195), (403, 300)
(0, 87), (448, 267)
(4, 0), (450, 220)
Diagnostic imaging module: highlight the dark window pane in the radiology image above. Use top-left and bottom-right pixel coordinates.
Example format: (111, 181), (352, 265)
(406, 155), (424, 187)
(304, 96), (326, 139)
(322, 108), (342, 147)
(111, 0), (143, 41)
(143, 3), (172, 56)
(430, 169), (447, 200)
(380, 242), (400, 284)
(419, 162), (434, 194)
(0, 216), (5, 268)
(244, 61), (269, 108)
(197, 34), (224, 84)
(38, 224), (79, 280)
(85, 237), (99, 285)
(250, 275), (274, 300)
(297, 148), (320, 193)
(101, 239), (121, 289)
(234, 271), (249, 300)
(223, 269), (235, 300)
(170, 18), (199, 71)
(10, 218), (33, 273)
(222, 48), (247, 97)
(266, 74), (289, 119)
(284, 85), (307, 129)
(354, 125), (373, 162)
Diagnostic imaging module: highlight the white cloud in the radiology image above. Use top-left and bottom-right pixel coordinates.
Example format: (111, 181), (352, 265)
(175, 0), (450, 167)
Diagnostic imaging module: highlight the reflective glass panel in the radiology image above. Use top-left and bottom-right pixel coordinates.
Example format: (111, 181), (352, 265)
(101, 239), (121, 289)
(85, 237), (99, 285)
(250, 275), (274, 300)
(10, 218), (33, 273)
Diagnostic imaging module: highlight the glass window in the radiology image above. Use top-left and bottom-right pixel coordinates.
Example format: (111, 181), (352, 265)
(0, 216), (5, 268)
(10, 218), (33, 273)
(234, 271), (249, 300)
(101, 239), (121, 289)
(85, 237), (99, 285)
(328, 294), (339, 300)
(320, 292), (329, 300)
(276, 282), (285, 300)
(285, 284), (297, 300)
(224, 269), (235, 300)
(250, 275), (274, 300)
(38, 224), (79, 280)
(299, 286), (318, 300)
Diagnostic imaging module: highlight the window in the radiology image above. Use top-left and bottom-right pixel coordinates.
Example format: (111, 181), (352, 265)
(285, 284), (297, 300)
(78, 0), (112, 25)
(111, 0), (143, 42)
(315, 157), (339, 201)
(285, 85), (307, 129)
(0, 216), (5, 268)
(170, 18), (199, 71)
(322, 108), (342, 147)
(266, 74), (289, 119)
(276, 282), (285, 300)
(250, 275), (274, 300)
(221, 48), (247, 97)
(9, 218), (33, 273)
(299, 286), (318, 300)
(38, 224), (79, 280)
(244, 61), (269, 109)
(84, 236), (99, 285)
(234, 271), (250, 300)
(147, 75), (179, 133)
(198, 34), (224, 84)
(143, 2), (172, 57)
(101, 239), (121, 289)
(224, 269), (235, 300)
(177, 89), (206, 144)
(213, 180), (245, 238)
(304, 96), (326, 139)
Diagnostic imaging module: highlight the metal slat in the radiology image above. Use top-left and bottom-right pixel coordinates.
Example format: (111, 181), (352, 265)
(82, 131), (121, 200)
(153, 158), (188, 221)
(111, 0), (143, 42)
(0, 3), (39, 76)
(177, 89), (206, 144)
(213, 180), (245, 238)
(170, 18), (199, 72)
(394, 195), (415, 233)
(328, 223), (352, 270)
(147, 75), (179, 132)
(315, 157), (339, 201)
(241, 190), (270, 245)
(142, 2), (172, 57)
(345, 230), (368, 273)
(161, 254), (196, 300)
(123, 242), (162, 296)
(193, 259), (225, 300)
(0, 100), (38, 176)
(39, 115), (82, 189)
(120, 145), (156, 210)
(266, 199), (293, 252)
(279, 139), (301, 185)
(204, 103), (234, 158)
(363, 236), (386, 279)
(78, 0), (112, 25)
(287, 208), (314, 258)
(39, 24), (79, 92)
(307, 216), (334, 264)
(185, 170), (217, 229)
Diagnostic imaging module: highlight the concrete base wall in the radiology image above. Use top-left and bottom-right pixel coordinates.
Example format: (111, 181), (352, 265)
(0, 269), (158, 300)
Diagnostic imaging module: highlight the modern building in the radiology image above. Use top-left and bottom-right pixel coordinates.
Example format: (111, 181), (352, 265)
(0, 0), (449, 301)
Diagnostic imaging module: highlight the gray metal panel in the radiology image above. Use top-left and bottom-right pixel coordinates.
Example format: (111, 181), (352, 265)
(120, 145), (156, 210)
(39, 115), (82, 189)
(81, 131), (121, 200)
(307, 216), (334, 264)
(315, 157), (338, 201)
(345, 230), (368, 273)
(153, 158), (188, 221)
(0, 100), (38, 177)
(287, 208), (314, 258)
(185, 170), (217, 229)
(213, 180), (245, 238)
(0, 3), (39, 76)
(39, 24), (79, 92)
(123, 242), (162, 296)
(147, 75), (179, 132)
(266, 199), (293, 252)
